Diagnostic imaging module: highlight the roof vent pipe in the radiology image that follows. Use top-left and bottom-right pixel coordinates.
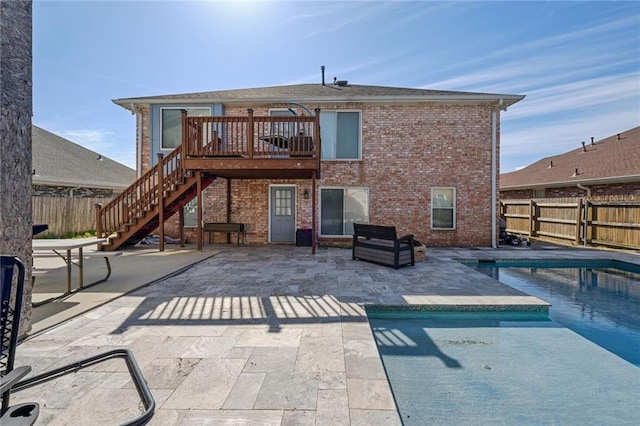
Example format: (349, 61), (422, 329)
(548, 160), (553, 168)
(590, 137), (594, 145)
(573, 168), (579, 177)
(581, 141), (586, 152)
(617, 133), (621, 140)
(321, 65), (325, 86)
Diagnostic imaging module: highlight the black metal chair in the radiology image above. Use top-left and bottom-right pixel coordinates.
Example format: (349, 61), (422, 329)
(1, 255), (155, 425)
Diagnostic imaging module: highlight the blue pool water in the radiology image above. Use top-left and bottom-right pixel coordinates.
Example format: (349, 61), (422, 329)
(464, 259), (640, 366)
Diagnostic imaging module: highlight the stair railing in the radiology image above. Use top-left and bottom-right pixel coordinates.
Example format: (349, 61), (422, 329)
(95, 147), (185, 244)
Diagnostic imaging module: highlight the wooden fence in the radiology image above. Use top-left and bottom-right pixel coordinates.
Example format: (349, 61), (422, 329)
(500, 195), (640, 250)
(32, 196), (111, 237)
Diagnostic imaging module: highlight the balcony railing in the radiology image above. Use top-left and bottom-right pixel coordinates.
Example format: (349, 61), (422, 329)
(181, 109), (321, 165)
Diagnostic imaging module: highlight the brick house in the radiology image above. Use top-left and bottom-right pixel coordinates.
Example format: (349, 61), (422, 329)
(500, 126), (640, 199)
(104, 82), (523, 250)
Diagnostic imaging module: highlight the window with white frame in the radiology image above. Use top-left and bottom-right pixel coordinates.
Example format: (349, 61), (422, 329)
(431, 187), (456, 229)
(320, 111), (361, 159)
(161, 107), (211, 150)
(320, 187), (369, 236)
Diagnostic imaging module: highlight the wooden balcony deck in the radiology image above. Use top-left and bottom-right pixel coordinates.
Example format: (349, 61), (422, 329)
(181, 109), (321, 179)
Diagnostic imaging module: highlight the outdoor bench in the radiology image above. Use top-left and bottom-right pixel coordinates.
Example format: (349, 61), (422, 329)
(352, 223), (415, 269)
(203, 222), (245, 246)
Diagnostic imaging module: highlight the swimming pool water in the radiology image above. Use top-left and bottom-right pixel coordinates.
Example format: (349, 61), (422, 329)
(468, 260), (640, 366)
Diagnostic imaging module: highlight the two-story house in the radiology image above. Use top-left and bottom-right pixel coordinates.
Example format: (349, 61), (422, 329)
(101, 81), (523, 251)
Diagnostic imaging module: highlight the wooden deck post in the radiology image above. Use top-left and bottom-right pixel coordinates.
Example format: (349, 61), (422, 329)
(312, 172), (317, 254)
(247, 109), (254, 159)
(314, 108), (321, 177)
(157, 153), (165, 252)
(197, 171), (203, 251)
(226, 178), (232, 244)
(179, 205), (185, 248)
(528, 199), (535, 237)
(95, 203), (102, 239)
(181, 110), (188, 160)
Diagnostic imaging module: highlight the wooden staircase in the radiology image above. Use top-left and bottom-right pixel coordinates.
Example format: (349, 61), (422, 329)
(96, 146), (216, 251)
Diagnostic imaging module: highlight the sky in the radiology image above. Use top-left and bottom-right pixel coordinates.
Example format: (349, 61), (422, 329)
(33, 0), (640, 173)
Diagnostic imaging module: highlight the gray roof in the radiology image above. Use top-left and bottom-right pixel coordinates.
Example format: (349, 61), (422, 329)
(113, 83), (524, 111)
(500, 126), (640, 189)
(32, 126), (135, 190)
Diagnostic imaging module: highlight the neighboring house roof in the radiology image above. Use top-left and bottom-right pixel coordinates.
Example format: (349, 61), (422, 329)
(32, 125), (135, 190)
(113, 83), (524, 111)
(500, 126), (640, 190)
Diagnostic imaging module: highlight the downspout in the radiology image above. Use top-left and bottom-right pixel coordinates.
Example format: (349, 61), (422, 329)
(491, 99), (503, 248)
(69, 185), (81, 198)
(577, 183), (591, 246)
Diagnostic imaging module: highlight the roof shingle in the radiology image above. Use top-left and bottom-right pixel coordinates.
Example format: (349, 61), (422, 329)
(32, 126), (135, 190)
(500, 126), (640, 189)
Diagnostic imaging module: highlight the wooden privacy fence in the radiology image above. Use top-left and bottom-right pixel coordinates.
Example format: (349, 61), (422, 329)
(32, 196), (112, 236)
(500, 195), (640, 250)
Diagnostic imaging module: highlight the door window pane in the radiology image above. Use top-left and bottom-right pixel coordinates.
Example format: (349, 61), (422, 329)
(275, 189), (292, 216)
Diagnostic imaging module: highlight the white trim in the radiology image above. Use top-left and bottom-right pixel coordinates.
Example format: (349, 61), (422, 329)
(430, 187), (456, 230)
(268, 184), (297, 243)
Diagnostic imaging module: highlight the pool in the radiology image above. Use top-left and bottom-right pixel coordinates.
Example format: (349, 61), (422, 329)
(460, 258), (640, 366)
(367, 306), (640, 425)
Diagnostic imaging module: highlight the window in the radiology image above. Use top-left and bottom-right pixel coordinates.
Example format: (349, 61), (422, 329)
(161, 108), (211, 150)
(431, 187), (456, 229)
(533, 189), (545, 198)
(183, 199), (197, 228)
(320, 111), (361, 159)
(320, 187), (369, 236)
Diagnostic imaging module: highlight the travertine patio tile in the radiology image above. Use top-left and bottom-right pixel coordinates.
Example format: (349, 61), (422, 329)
(162, 358), (246, 409)
(342, 322), (375, 341)
(124, 358), (199, 389)
(156, 336), (199, 358)
(282, 409), (316, 425)
(343, 338), (380, 358)
(180, 336), (236, 358)
(345, 356), (387, 380)
(295, 336), (345, 373)
(162, 324), (229, 337)
(243, 347), (298, 373)
(179, 409), (283, 425)
(254, 372), (318, 410)
(317, 389), (350, 426)
(235, 327), (302, 347)
(318, 372), (347, 389)
(222, 372), (265, 409)
(347, 379), (396, 410)
(349, 409), (402, 426)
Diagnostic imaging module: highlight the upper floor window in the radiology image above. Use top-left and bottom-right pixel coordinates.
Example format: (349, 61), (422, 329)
(431, 187), (456, 230)
(161, 107), (211, 150)
(320, 111), (361, 160)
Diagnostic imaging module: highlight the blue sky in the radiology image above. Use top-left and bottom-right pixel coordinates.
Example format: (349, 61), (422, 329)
(34, 0), (640, 172)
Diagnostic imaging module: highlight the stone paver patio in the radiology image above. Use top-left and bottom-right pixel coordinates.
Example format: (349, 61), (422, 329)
(9, 245), (639, 425)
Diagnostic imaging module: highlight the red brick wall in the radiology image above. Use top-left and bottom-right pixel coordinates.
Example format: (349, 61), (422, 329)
(139, 102), (500, 247)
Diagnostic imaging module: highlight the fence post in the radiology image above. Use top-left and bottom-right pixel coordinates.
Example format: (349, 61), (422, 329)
(157, 153), (165, 252)
(95, 203), (103, 239)
(529, 199), (535, 237)
(247, 108), (254, 159)
(585, 198), (592, 246)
